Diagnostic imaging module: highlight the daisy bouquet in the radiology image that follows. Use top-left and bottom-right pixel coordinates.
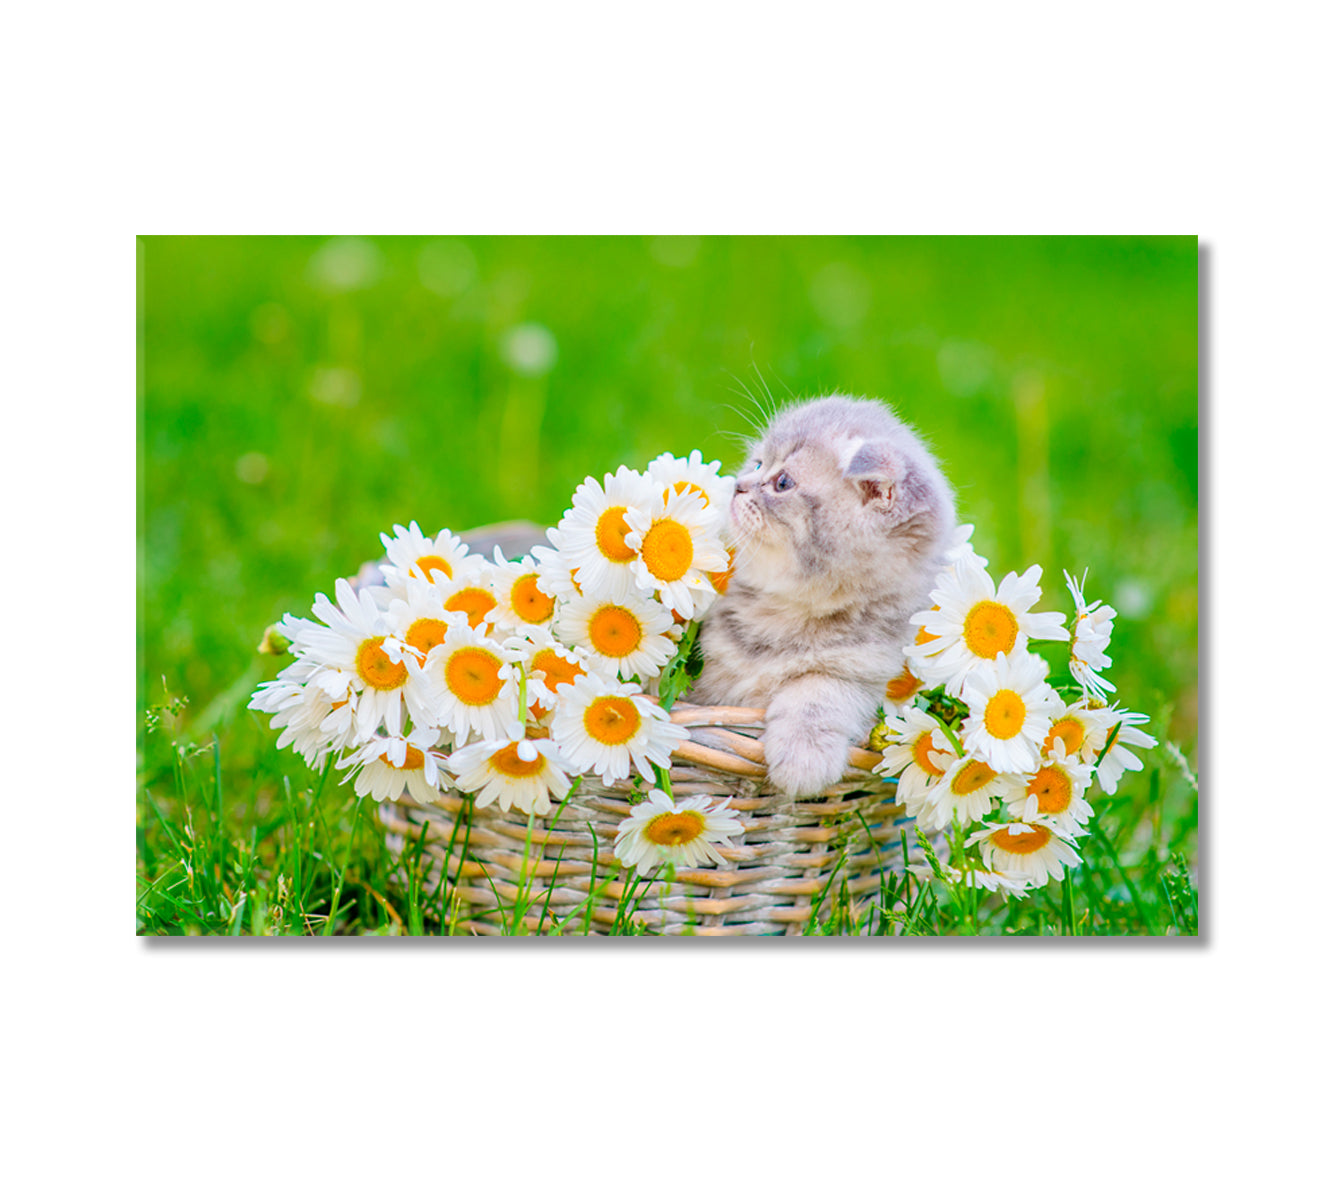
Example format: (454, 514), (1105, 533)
(872, 528), (1158, 899)
(249, 450), (748, 876)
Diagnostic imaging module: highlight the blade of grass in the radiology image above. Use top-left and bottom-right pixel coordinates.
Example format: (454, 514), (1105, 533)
(322, 794), (366, 936)
(1089, 819), (1157, 935)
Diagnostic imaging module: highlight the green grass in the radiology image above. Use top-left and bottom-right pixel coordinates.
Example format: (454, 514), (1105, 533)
(136, 235), (1198, 936)
(136, 685), (1197, 935)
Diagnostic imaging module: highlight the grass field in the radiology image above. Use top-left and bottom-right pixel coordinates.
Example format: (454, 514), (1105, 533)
(136, 235), (1198, 935)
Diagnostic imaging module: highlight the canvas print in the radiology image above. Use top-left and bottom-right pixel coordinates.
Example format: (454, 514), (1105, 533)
(136, 235), (1199, 936)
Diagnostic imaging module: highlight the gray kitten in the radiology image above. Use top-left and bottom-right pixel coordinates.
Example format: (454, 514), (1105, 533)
(692, 395), (956, 798)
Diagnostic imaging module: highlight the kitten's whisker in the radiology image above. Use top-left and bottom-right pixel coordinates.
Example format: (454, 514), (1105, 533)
(725, 376), (768, 416)
(752, 363), (778, 414)
(722, 373), (767, 430)
(719, 400), (765, 439)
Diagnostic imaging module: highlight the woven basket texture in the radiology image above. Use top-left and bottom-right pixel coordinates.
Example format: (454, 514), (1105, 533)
(379, 702), (936, 936)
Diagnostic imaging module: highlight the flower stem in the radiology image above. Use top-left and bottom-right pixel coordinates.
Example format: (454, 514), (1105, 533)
(928, 708), (966, 758)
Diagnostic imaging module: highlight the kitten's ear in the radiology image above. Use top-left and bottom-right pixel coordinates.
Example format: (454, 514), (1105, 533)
(841, 438), (903, 511)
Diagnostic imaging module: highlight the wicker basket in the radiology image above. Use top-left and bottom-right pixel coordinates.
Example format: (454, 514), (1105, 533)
(379, 703), (939, 935)
(365, 521), (935, 934)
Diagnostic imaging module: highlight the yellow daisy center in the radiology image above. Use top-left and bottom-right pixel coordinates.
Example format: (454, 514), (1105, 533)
(886, 666), (921, 703)
(414, 554), (453, 581)
(379, 745), (426, 771)
(962, 600), (1019, 659)
(983, 688), (1027, 739)
(1044, 717), (1087, 756)
(356, 637), (408, 691)
(595, 506), (637, 563)
(405, 617), (450, 660)
(991, 824), (1053, 855)
(644, 809), (705, 846)
(445, 587), (496, 629)
(510, 574), (555, 623)
(588, 604), (644, 658)
(531, 647), (585, 690)
(444, 646), (503, 705)
(582, 695), (642, 745)
(951, 760), (998, 796)
(911, 732), (944, 776)
(488, 743), (547, 779)
(1027, 766), (1073, 815)
(640, 518), (694, 582)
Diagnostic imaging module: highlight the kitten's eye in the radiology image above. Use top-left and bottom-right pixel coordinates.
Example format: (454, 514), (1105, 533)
(773, 471), (796, 492)
(751, 459), (762, 472)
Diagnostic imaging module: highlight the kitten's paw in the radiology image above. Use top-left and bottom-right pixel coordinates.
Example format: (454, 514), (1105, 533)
(763, 724), (851, 799)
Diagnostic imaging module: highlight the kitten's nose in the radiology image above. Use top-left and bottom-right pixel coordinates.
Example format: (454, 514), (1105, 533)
(735, 480), (750, 494)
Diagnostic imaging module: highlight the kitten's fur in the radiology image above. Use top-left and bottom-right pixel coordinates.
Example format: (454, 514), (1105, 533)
(693, 395), (956, 798)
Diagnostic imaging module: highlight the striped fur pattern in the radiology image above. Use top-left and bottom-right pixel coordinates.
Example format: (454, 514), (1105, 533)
(692, 395), (956, 797)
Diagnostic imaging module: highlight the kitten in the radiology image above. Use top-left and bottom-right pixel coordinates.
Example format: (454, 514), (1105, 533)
(692, 395), (956, 798)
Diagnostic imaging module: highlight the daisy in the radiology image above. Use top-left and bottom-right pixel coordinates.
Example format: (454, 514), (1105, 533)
(645, 450), (735, 535)
(531, 542), (584, 606)
(407, 623), (524, 745)
(384, 577), (460, 665)
(434, 561), (501, 634)
(448, 736), (575, 816)
(548, 675), (688, 786)
(266, 653), (362, 744)
(883, 662), (926, 715)
(1041, 698), (1119, 767)
(555, 589), (676, 683)
(546, 466), (657, 604)
(920, 755), (1026, 832)
(519, 632), (596, 722)
(959, 650), (1063, 774)
(339, 727), (452, 806)
(379, 521), (483, 590)
(1065, 569), (1118, 700)
(248, 672), (358, 771)
(613, 789), (744, 873)
(300, 576), (412, 738)
(706, 547), (738, 597)
(908, 557), (1069, 695)
(1006, 744), (1095, 836)
(489, 549), (558, 632)
(967, 819), (1082, 887)
(1091, 706), (1158, 794)
(874, 708), (957, 816)
(623, 485), (730, 619)
(269, 639), (362, 709)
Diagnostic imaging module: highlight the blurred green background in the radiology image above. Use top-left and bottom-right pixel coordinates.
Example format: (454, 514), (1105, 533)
(138, 235), (1198, 758)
